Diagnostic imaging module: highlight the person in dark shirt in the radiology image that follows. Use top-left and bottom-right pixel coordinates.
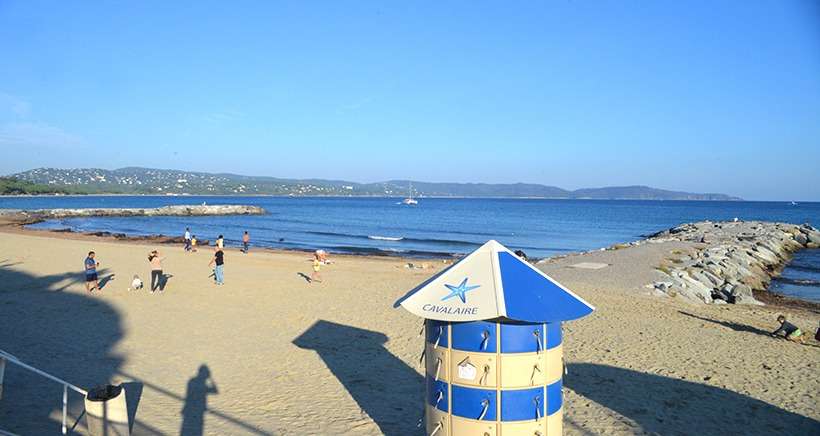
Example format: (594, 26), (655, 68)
(84, 251), (100, 292)
(771, 315), (803, 343)
(208, 250), (225, 285)
(814, 321), (820, 343)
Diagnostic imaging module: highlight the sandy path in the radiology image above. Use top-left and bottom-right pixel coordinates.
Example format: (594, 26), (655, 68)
(0, 231), (817, 435)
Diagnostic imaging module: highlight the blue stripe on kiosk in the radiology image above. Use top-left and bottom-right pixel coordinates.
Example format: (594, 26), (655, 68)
(451, 321), (497, 353)
(547, 379), (563, 415)
(547, 322), (562, 350)
(426, 319), (449, 348)
(501, 386), (545, 421)
(398, 240), (594, 435)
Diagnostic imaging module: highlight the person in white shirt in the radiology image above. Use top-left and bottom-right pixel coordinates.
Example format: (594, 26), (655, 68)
(184, 227), (192, 251)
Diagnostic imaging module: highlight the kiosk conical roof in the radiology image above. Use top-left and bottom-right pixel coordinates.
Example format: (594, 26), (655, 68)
(397, 240), (594, 322)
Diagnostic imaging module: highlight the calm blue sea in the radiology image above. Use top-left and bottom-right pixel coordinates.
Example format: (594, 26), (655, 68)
(1, 196), (818, 301)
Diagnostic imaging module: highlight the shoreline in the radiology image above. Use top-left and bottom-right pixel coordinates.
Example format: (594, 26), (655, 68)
(2, 214), (818, 312)
(0, 215), (454, 267)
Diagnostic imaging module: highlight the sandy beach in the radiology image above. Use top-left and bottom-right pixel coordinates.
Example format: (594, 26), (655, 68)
(0, 228), (818, 435)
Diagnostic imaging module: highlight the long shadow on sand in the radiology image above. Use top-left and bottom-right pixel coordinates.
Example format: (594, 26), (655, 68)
(0, 263), (124, 434)
(0, 258), (267, 435)
(293, 320), (423, 436)
(179, 364), (219, 436)
(565, 363), (820, 435)
(678, 311), (774, 337)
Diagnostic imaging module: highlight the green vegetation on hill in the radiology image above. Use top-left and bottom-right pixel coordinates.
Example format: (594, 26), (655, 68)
(0, 177), (81, 195)
(9, 167), (743, 200)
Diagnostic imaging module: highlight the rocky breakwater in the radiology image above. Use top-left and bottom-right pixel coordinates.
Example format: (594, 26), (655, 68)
(14, 204), (265, 221)
(648, 221), (820, 305)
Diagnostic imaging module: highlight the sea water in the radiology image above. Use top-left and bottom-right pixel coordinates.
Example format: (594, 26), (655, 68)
(1, 196), (818, 301)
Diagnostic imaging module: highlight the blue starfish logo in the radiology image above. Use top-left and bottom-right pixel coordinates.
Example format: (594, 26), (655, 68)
(441, 278), (480, 304)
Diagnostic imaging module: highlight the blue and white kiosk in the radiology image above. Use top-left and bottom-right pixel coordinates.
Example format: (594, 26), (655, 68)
(398, 241), (594, 436)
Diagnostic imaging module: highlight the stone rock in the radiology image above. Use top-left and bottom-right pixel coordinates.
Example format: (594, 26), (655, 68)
(734, 293), (764, 305)
(729, 284), (762, 305)
(730, 283), (752, 297)
(809, 231), (820, 245)
(653, 281), (672, 292)
(32, 204), (266, 219)
(678, 273), (714, 304)
(794, 233), (808, 246)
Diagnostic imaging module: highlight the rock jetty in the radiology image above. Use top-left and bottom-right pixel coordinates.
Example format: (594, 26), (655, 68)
(644, 221), (820, 305)
(6, 204), (265, 221)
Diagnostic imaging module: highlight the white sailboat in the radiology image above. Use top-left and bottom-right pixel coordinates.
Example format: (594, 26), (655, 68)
(402, 182), (418, 205)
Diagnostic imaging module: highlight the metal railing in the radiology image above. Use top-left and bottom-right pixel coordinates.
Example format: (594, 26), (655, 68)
(0, 349), (87, 435)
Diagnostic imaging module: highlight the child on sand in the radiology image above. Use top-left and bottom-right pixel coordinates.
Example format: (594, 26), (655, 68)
(771, 315), (803, 343)
(191, 235), (198, 252)
(129, 275), (144, 291)
(310, 252), (323, 284)
(84, 251), (100, 292)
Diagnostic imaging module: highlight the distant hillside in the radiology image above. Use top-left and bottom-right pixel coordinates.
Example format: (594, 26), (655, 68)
(9, 167), (742, 200)
(0, 177), (76, 195)
(571, 185), (737, 201)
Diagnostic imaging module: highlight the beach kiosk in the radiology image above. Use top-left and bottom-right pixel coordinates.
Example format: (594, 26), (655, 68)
(398, 241), (594, 436)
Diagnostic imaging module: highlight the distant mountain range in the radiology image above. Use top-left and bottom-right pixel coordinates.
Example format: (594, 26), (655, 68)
(9, 167), (742, 200)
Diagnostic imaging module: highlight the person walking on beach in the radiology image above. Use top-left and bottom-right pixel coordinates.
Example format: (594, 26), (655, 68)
(84, 251), (100, 292)
(148, 250), (166, 293)
(191, 235), (198, 252)
(242, 231), (250, 254)
(310, 252), (323, 284)
(184, 227), (192, 252)
(209, 249), (225, 285)
(771, 315), (804, 343)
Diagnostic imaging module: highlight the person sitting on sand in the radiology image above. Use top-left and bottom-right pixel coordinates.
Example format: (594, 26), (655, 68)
(209, 249), (225, 285)
(148, 250), (166, 293)
(84, 251), (100, 292)
(242, 231), (250, 254)
(129, 274), (143, 291)
(310, 252), (323, 284)
(771, 315), (803, 343)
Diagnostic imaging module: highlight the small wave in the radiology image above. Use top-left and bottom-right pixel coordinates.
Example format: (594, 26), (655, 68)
(305, 230), (480, 247)
(328, 245), (456, 258)
(785, 263), (820, 273)
(368, 235), (404, 241)
(775, 277), (820, 287)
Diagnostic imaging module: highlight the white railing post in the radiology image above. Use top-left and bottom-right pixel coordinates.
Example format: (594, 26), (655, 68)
(62, 384), (68, 435)
(0, 349), (86, 435)
(0, 357), (6, 400)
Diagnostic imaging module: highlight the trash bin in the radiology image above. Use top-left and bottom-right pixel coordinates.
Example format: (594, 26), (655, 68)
(84, 384), (130, 436)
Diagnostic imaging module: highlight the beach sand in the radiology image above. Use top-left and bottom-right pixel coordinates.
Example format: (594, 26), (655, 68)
(0, 230), (818, 435)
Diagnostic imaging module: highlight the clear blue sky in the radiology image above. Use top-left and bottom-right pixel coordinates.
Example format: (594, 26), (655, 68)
(1, 1), (818, 200)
